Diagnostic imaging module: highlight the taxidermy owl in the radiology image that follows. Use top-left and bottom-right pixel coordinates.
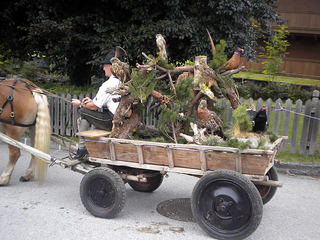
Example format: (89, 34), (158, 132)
(156, 34), (167, 60)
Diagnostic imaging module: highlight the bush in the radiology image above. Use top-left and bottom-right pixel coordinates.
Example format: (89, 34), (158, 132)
(237, 81), (316, 102)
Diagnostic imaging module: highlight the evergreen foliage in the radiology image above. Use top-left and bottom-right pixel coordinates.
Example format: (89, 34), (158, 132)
(157, 77), (194, 135)
(232, 105), (252, 132)
(128, 68), (157, 103)
(208, 40), (228, 71)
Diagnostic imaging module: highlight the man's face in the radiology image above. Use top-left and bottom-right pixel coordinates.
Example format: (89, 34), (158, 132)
(103, 64), (112, 77)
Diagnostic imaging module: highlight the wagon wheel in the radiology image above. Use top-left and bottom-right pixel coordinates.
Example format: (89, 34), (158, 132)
(128, 171), (163, 193)
(80, 167), (126, 219)
(191, 169), (263, 240)
(255, 166), (278, 205)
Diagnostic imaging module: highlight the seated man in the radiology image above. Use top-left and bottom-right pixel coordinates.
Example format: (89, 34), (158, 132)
(71, 51), (122, 159)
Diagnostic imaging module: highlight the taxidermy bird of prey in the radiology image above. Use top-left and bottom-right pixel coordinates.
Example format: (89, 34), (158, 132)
(219, 47), (244, 73)
(197, 99), (224, 137)
(110, 57), (130, 83)
(194, 62), (223, 99)
(156, 34), (167, 60)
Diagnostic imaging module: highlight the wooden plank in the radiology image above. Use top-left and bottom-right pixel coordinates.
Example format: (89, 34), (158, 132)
(137, 145), (144, 165)
(109, 141), (116, 161)
(60, 93), (66, 136)
(86, 141), (110, 159)
(206, 152), (237, 171)
(54, 94), (60, 134)
(309, 98), (320, 154)
(66, 93), (72, 136)
(114, 143), (139, 163)
(281, 99), (292, 151)
(90, 157), (206, 176)
(200, 150), (207, 172)
(256, 98), (263, 111)
(272, 99), (282, 134)
(265, 98), (273, 131)
(235, 151), (242, 173)
(142, 145), (168, 165)
(241, 154), (270, 175)
(290, 100), (302, 153)
(49, 96), (54, 131)
(76, 129), (111, 138)
(299, 100), (312, 154)
(167, 148), (174, 168)
(172, 148), (201, 169)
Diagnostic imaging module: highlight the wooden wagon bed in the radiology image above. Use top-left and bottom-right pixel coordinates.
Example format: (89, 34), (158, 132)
(81, 130), (284, 179)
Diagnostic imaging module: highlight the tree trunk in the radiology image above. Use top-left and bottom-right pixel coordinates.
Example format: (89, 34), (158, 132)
(111, 94), (141, 139)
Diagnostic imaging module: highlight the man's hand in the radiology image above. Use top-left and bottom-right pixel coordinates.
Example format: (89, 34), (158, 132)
(71, 99), (81, 108)
(81, 97), (98, 110)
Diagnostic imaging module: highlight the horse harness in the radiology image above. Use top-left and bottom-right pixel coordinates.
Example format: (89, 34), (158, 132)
(0, 79), (37, 127)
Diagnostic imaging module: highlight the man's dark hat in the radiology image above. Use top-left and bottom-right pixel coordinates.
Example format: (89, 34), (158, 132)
(102, 46), (127, 64)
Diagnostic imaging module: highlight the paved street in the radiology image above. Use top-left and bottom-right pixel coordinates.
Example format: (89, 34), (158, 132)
(0, 140), (320, 240)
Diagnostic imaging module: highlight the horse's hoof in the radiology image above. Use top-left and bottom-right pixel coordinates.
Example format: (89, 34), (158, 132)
(19, 176), (31, 182)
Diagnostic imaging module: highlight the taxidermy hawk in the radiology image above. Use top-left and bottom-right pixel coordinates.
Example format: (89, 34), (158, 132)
(110, 57), (130, 83)
(156, 34), (167, 60)
(219, 48), (244, 73)
(197, 99), (224, 137)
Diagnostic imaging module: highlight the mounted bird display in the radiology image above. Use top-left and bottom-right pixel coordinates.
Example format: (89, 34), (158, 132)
(197, 99), (224, 137)
(195, 62), (223, 98)
(219, 47), (244, 73)
(156, 34), (167, 60)
(252, 107), (268, 133)
(110, 57), (130, 83)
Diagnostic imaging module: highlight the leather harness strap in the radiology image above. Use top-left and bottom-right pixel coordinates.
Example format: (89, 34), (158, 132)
(0, 79), (37, 127)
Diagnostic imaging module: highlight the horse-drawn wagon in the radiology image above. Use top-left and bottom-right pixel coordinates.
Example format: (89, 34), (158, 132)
(0, 128), (284, 240)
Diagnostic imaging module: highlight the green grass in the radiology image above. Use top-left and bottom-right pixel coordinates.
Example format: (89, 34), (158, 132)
(234, 72), (320, 87)
(277, 151), (320, 164)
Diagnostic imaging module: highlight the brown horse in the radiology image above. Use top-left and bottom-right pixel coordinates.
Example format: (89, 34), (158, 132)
(0, 77), (51, 185)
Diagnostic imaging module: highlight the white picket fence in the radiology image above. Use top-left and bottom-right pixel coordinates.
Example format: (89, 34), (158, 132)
(48, 90), (320, 155)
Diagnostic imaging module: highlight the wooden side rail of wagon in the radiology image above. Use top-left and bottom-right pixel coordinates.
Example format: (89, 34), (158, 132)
(0, 130), (285, 240)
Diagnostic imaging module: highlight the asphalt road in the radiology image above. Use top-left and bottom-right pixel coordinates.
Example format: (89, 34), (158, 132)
(0, 140), (320, 240)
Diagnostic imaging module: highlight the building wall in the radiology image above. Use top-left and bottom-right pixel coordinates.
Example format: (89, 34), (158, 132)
(243, 0), (320, 80)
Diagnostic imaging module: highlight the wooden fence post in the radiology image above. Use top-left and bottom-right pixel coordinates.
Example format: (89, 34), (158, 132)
(281, 99), (292, 152)
(265, 98), (273, 131)
(308, 90), (320, 155)
(273, 99), (282, 134)
(300, 99), (312, 154)
(289, 99), (302, 153)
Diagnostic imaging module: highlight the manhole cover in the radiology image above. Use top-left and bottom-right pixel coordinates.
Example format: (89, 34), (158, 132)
(156, 198), (195, 222)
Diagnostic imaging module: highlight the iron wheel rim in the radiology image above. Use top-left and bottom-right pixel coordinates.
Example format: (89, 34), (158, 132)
(198, 178), (252, 234)
(88, 177), (115, 208)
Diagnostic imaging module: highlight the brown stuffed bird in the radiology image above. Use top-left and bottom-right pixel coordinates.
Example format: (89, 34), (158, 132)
(197, 99), (224, 137)
(110, 57), (130, 83)
(195, 63), (223, 98)
(219, 48), (244, 73)
(156, 34), (167, 60)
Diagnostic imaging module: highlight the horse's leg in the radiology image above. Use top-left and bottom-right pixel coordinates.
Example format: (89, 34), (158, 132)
(20, 126), (36, 182)
(0, 125), (24, 186)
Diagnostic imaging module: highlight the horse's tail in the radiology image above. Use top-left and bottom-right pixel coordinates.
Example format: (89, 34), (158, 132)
(33, 90), (51, 183)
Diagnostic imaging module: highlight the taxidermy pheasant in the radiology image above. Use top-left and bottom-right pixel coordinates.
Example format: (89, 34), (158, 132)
(197, 99), (224, 137)
(219, 48), (244, 73)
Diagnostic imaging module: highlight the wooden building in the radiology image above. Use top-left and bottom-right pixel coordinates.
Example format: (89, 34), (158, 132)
(243, 0), (320, 80)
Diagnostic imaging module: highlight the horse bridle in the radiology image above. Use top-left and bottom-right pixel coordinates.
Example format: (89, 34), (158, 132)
(0, 79), (37, 127)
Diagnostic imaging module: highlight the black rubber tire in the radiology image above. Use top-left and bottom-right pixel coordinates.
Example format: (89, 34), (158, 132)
(256, 166), (279, 205)
(191, 169), (263, 240)
(80, 167), (126, 219)
(128, 172), (163, 192)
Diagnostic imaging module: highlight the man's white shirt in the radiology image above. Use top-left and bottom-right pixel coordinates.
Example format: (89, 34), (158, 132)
(93, 75), (121, 114)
